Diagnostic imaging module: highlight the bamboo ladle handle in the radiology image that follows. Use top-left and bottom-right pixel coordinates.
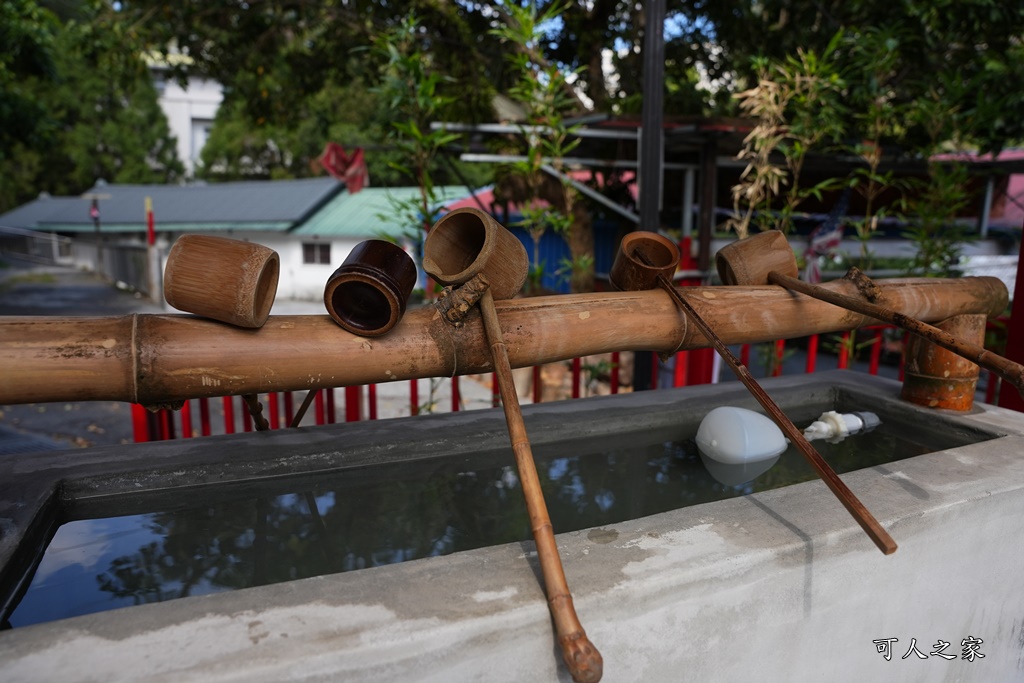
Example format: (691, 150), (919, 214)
(423, 208), (602, 681)
(650, 270), (897, 555)
(479, 288), (603, 683)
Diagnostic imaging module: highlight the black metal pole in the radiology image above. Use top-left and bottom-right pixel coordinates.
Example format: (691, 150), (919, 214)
(639, 0), (665, 234)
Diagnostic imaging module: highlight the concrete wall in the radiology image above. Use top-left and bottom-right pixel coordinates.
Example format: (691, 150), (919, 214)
(2, 374), (1022, 682)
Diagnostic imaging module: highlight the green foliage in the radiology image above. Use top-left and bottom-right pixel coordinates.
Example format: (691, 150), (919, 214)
(754, 341), (795, 378)
(686, 0), (1024, 155)
(200, 81), (388, 182)
(0, 0), (60, 156)
(900, 163), (973, 277)
(727, 34), (847, 237)
(491, 2), (595, 292)
(0, 0), (182, 213)
(371, 15), (462, 241)
(824, 331), (878, 365)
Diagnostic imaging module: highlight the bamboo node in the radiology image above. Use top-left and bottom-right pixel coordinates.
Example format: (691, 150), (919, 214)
(435, 273), (490, 326)
(558, 630), (604, 683)
(844, 266), (883, 303)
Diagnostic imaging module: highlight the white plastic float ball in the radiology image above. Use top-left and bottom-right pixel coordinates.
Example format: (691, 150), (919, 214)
(696, 406), (788, 487)
(696, 406), (787, 464)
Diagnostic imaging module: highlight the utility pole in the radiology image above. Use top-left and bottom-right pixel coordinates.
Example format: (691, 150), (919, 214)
(638, 0), (665, 234)
(81, 191), (111, 278)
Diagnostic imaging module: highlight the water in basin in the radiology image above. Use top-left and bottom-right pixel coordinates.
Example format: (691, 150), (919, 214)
(6, 399), (995, 628)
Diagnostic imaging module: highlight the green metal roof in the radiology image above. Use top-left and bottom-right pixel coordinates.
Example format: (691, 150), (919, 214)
(294, 186), (469, 238)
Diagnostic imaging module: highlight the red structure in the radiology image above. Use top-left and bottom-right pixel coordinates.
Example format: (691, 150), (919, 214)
(998, 230), (1024, 412)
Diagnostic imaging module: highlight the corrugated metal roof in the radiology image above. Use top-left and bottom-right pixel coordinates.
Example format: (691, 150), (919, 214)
(0, 196), (83, 229)
(0, 178), (342, 233)
(40, 221), (291, 233)
(294, 186), (469, 238)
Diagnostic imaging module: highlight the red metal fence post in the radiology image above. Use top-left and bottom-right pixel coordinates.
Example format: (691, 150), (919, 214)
(131, 404), (150, 443)
(267, 392), (280, 430)
(673, 351), (688, 387)
(368, 384), (378, 420)
(314, 389), (325, 425)
(159, 409), (175, 440)
(869, 328), (883, 375)
(773, 339), (785, 377)
(180, 400), (193, 438)
(838, 332), (850, 369)
(805, 335), (819, 373)
(345, 385), (362, 422)
(326, 388), (336, 424)
(199, 397), (211, 436)
(222, 396), (235, 434)
(451, 376), (461, 412)
(284, 392), (295, 426)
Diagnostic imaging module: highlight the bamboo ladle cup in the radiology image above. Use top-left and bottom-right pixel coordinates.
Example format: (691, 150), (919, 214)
(164, 234), (280, 328)
(611, 232), (897, 556)
(424, 208), (603, 683)
(715, 230), (1024, 397)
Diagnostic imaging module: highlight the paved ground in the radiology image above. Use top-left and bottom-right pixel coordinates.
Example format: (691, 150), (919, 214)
(0, 255), (495, 453)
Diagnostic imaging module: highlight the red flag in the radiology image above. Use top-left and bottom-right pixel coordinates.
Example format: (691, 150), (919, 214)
(317, 142), (370, 193)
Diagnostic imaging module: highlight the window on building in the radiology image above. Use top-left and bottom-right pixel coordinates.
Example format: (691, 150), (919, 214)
(303, 243), (331, 264)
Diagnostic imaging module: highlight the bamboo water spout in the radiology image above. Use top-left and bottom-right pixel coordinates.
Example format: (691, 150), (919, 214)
(0, 277), (1008, 406)
(716, 230), (1024, 398)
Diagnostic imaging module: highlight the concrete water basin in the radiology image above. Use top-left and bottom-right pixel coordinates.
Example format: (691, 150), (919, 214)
(1, 371), (1022, 682)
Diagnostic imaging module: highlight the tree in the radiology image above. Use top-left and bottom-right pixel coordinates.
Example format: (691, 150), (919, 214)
(199, 80), (397, 182)
(117, 0), (503, 127)
(370, 15), (461, 237)
(0, 0), (182, 213)
(0, 0), (60, 157)
(679, 0), (1024, 153)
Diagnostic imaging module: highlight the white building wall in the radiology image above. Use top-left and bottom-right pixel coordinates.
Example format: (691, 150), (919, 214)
(156, 233), (370, 304)
(257, 235), (363, 302)
(154, 73), (223, 177)
(150, 232), (421, 309)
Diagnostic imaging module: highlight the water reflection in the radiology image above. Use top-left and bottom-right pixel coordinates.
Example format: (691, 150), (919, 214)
(9, 422), (954, 627)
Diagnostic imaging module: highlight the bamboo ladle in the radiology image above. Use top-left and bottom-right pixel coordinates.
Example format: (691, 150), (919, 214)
(423, 208), (603, 683)
(715, 230), (1024, 397)
(610, 231), (897, 556)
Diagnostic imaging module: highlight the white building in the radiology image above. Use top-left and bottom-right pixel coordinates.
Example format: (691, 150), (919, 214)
(146, 52), (224, 177)
(0, 179), (471, 302)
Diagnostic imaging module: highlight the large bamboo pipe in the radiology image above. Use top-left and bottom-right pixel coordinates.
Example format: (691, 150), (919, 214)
(0, 277), (1007, 406)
